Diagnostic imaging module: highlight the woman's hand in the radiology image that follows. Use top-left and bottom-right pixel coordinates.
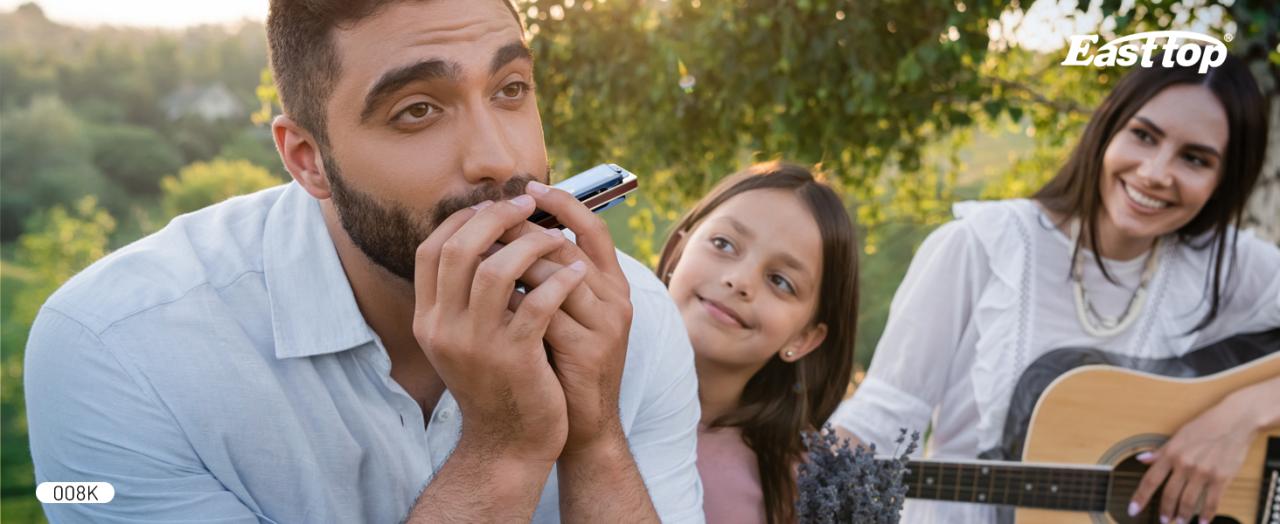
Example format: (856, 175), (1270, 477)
(1129, 375), (1280, 524)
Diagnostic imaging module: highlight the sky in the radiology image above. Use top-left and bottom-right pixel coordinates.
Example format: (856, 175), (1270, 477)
(0, 0), (268, 28)
(3, 0), (1078, 49)
(0, 0), (1227, 54)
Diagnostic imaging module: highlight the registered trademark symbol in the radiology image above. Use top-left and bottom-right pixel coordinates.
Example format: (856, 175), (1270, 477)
(1224, 33), (1234, 42)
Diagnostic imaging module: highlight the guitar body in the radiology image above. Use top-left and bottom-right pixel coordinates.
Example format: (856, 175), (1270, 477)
(1016, 349), (1280, 523)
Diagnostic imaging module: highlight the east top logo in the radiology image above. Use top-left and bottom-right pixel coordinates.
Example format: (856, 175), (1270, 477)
(1061, 31), (1228, 73)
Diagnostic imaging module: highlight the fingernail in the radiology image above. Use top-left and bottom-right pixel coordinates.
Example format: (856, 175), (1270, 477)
(1175, 518), (1185, 524)
(1160, 515), (1169, 524)
(1199, 518), (1209, 524)
(569, 260), (586, 272)
(542, 228), (562, 238)
(470, 200), (493, 210)
(1128, 501), (1141, 517)
(510, 195), (534, 207)
(527, 181), (550, 194)
(1137, 451), (1154, 461)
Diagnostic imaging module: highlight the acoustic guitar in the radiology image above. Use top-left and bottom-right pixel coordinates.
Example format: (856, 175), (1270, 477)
(899, 329), (1280, 523)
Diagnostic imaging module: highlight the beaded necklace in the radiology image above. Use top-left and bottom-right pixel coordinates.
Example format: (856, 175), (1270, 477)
(1069, 219), (1162, 338)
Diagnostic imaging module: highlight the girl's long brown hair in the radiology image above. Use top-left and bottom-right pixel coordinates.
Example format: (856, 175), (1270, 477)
(657, 161), (858, 524)
(1035, 53), (1268, 331)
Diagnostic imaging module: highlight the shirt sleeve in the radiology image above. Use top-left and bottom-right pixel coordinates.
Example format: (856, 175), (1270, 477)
(25, 307), (267, 524)
(1196, 230), (1280, 344)
(828, 220), (988, 451)
(624, 289), (705, 524)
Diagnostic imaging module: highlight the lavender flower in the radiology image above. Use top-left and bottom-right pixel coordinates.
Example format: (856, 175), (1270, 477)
(796, 425), (920, 523)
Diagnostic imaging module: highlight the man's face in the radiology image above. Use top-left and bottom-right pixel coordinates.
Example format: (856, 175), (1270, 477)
(322, 0), (547, 281)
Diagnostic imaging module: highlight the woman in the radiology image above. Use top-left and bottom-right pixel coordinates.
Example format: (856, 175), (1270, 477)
(831, 52), (1279, 524)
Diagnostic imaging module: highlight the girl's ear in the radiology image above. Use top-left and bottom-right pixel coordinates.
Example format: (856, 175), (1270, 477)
(780, 322), (827, 363)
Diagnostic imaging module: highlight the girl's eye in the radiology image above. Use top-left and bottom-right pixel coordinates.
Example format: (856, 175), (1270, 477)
(710, 236), (735, 253)
(770, 274), (796, 295)
(497, 81), (532, 100)
(1131, 128), (1155, 144)
(393, 102), (439, 124)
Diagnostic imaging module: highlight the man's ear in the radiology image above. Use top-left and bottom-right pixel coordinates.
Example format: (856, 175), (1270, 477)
(272, 114), (331, 199)
(780, 322), (828, 363)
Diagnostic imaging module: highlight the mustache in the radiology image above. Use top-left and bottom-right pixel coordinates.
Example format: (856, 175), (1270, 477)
(429, 174), (538, 228)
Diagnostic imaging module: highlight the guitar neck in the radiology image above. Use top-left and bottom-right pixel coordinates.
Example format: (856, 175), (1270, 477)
(899, 458), (1111, 512)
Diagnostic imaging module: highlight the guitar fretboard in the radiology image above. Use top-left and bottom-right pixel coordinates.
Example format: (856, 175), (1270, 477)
(902, 460), (1111, 511)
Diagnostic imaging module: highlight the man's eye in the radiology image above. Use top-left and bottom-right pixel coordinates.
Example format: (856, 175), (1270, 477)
(499, 81), (531, 99)
(394, 102), (438, 123)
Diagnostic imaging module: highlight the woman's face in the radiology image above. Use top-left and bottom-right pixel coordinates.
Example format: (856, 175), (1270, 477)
(667, 189), (827, 373)
(1099, 84), (1228, 241)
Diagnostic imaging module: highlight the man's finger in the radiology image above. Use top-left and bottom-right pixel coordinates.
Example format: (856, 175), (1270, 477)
(514, 257), (604, 326)
(436, 197), (537, 311)
(470, 227), (567, 319)
(415, 206), (479, 309)
(510, 261), (587, 342)
(525, 181), (624, 279)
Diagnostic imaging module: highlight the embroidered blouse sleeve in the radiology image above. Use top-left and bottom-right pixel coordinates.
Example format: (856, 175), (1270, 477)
(828, 219), (990, 450)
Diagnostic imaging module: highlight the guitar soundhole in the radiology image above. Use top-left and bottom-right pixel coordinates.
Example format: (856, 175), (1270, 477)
(1106, 455), (1240, 524)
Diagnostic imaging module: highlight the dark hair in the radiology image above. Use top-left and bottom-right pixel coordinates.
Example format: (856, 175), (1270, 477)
(266, 0), (521, 147)
(1034, 52), (1269, 332)
(657, 161), (859, 524)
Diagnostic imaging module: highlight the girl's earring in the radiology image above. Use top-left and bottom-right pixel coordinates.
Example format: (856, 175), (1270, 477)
(784, 350), (795, 359)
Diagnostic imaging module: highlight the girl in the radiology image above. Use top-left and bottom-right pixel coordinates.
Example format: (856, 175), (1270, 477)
(830, 53), (1279, 524)
(657, 162), (860, 524)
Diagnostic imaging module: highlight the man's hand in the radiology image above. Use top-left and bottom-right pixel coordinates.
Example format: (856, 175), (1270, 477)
(519, 180), (634, 457)
(412, 195), (587, 464)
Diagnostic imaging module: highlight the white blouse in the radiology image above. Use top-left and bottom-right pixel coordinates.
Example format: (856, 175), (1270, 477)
(829, 199), (1280, 523)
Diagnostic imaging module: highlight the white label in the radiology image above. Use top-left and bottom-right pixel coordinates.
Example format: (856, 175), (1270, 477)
(36, 482), (114, 504)
(1060, 31), (1228, 73)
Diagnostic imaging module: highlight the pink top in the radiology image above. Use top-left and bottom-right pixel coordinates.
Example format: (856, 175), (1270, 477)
(697, 424), (766, 524)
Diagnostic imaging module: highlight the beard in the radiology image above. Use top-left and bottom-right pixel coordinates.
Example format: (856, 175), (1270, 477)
(323, 153), (538, 283)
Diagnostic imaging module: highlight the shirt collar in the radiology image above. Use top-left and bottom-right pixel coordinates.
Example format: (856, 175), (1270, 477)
(263, 182), (376, 359)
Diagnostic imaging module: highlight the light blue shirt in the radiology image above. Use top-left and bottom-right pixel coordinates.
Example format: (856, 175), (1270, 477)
(25, 182), (704, 523)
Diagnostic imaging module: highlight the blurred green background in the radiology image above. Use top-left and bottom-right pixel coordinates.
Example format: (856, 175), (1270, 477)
(2, 0), (1277, 521)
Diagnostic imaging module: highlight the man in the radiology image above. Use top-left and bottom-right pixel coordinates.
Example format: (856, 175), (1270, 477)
(24, 0), (703, 521)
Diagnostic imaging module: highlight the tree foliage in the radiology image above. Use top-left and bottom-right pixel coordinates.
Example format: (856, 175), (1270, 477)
(160, 159), (283, 219)
(0, 96), (111, 241)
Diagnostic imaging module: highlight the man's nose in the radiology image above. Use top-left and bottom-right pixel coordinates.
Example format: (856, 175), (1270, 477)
(460, 108), (519, 186)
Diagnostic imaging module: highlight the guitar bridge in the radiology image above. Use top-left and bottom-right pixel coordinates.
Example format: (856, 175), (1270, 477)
(1262, 437), (1280, 524)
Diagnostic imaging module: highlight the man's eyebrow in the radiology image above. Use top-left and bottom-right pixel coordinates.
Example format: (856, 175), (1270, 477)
(360, 59), (460, 123)
(490, 41), (533, 76)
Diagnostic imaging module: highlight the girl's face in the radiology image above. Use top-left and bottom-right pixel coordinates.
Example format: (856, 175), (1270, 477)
(668, 189), (827, 372)
(1100, 84), (1228, 242)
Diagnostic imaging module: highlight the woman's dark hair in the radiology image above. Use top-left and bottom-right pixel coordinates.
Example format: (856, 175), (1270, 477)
(1034, 52), (1269, 331)
(657, 161), (859, 524)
